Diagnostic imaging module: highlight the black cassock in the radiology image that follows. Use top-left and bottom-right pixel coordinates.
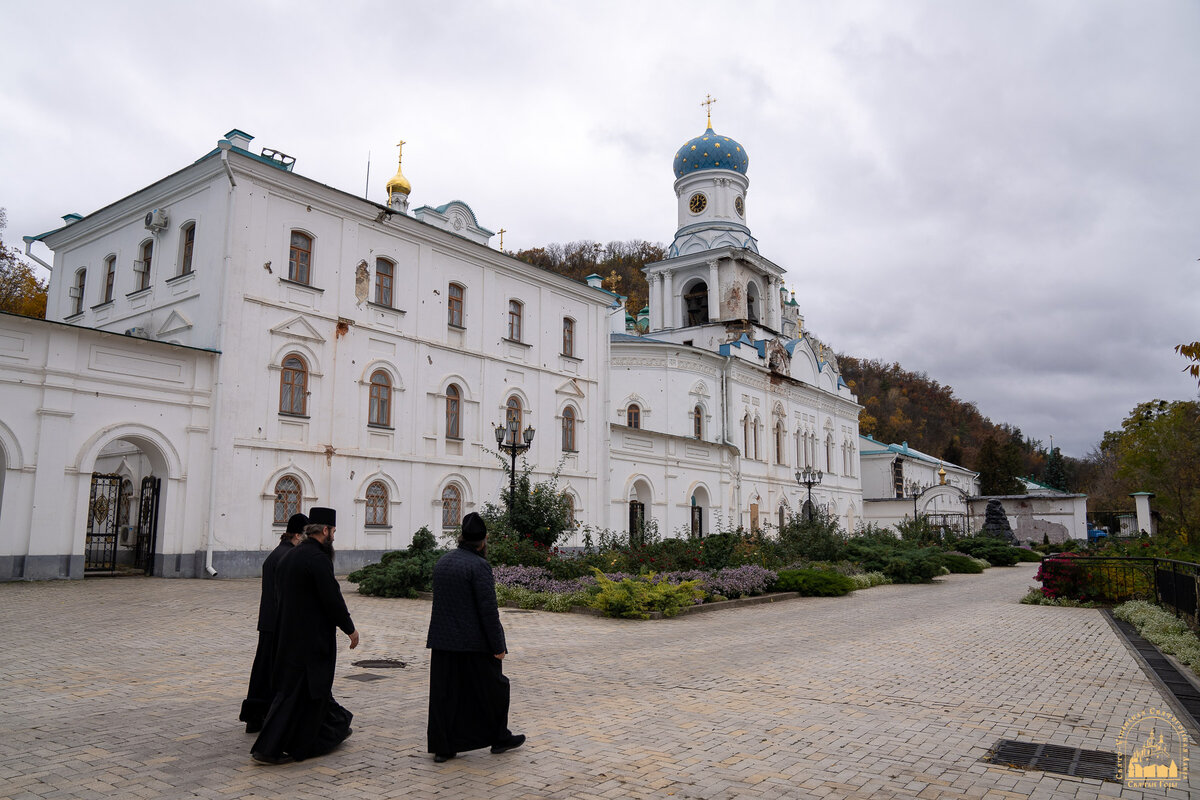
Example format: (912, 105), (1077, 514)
(251, 538), (355, 761)
(239, 539), (295, 729)
(426, 544), (513, 755)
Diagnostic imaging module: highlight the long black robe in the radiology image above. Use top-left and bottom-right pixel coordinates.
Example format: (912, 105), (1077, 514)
(251, 538), (355, 761)
(426, 544), (513, 754)
(239, 539), (295, 728)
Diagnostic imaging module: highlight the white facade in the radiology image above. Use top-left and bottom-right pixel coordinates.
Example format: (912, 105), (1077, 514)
(4, 130), (612, 578)
(608, 124), (863, 537)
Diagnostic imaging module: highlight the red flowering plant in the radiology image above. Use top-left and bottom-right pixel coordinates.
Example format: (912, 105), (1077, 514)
(1036, 553), (1089, 601)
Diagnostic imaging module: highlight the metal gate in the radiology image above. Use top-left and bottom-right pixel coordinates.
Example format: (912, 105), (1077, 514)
(133, 476), (161, 575)
(85, 473), (122, 572)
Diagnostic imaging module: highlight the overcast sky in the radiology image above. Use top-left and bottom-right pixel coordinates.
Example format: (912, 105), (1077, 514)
(3, 1), (1197, 458)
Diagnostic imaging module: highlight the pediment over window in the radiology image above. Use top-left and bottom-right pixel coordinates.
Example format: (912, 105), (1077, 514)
(157, 309), (193, 337)
(556, 378), (586, 398)
(270, 315), (326, 343)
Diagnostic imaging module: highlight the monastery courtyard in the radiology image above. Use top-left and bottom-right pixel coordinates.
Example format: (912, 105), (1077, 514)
(1, 563), (1196, 800)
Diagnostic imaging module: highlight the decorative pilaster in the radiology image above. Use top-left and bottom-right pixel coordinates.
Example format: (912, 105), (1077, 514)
(707, 259), (720, 322)
(662, 270), (675, 329)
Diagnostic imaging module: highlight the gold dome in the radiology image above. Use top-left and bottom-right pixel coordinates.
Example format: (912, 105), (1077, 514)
(386, 140), (411, 198)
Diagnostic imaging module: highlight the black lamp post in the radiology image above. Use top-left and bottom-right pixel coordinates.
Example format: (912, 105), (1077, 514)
(495, 419), (535, 512)
(795, 466), (822, 521)
(911, 486), (921, 520)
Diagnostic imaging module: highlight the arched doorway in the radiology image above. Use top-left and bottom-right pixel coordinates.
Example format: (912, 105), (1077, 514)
(690, 486), (711, 538)
(84, 434), (171, 576)
(682, 279), (709, 326)
(628, 479), (652, 546)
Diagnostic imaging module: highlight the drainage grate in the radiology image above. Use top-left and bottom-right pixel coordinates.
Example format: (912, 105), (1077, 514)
(985, 739), (1119, 781)
(352, 659), (407, 669)
(1108, 612), (1200, 729)
(344, 672), (387, 682)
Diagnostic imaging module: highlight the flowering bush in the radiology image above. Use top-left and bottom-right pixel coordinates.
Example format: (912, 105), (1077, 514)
(1035, 553), (1086, 600)
(702, 565), (777, 598)
(1114, 600), (1200, 675)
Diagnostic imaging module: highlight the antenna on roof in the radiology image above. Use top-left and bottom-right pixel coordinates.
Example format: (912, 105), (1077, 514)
(364, 151), (371, 199)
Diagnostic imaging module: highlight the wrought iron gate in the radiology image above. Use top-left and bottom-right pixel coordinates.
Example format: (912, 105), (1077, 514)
(133, 476), (161, 575)
(86, 473), (122, 572)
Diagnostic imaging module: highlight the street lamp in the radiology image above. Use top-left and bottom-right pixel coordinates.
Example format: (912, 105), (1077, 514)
(911, 486), (921, 520)
(495, 419), (536, 512)
(795, 466), (822, 522)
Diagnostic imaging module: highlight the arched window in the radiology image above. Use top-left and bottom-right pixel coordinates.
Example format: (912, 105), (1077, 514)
(274, 476), (302, 524)
(753, 418), (760, 460)
(103, 255), (116, 303)
(826, 434), (835, 471)
(366, 481), (388, 526)
(180, 222), (196, 275)
(684, 280), (709, 326)
(506, 396), (522, 432)
(441, 484), (462, 530)
(562, 317), (575, 357)
(368, 370), (391, 426)
(375, 257), (394, 307)
(563, 493), (576, 529)
(507, 299), (523, 342)
(626, 403), (641, 429)
(746, 284), (758, 323)
(693, 406), (703, 439)
(136, 240), (153, 290)
(280, 355), (308, 415)
(288, 231), (312, 284)
(743, 415), (751, 456)
(71, 268), (86, 315)
(561, 406), (577, 452)
(448, 283), (464, 327)
(775, 421), (784, 464)
(446, 384), (461, 438)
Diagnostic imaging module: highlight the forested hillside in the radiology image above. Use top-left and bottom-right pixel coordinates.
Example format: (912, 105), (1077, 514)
(514, 241), (1076, 493)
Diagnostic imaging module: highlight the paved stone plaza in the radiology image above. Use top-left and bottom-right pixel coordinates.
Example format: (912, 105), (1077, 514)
(1, 563), (1197, 799)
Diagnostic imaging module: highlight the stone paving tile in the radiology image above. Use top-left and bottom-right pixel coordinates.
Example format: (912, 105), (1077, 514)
(1, 564), (1198, 799)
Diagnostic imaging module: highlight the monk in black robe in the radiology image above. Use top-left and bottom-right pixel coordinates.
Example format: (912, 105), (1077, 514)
(426, 512), (525, 762)
(251, 507), (359, 764)
(240, 512), (307, 733)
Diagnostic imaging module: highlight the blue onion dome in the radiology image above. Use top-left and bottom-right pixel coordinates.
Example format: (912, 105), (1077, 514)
(673, 127), (749, 178)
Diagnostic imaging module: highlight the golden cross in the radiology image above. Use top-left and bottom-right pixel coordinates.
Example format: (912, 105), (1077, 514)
(497, 228), (506, 249)
(605, 270), (623, 291)
(701, 94), (717, 127)
(395, 140), (406, 163)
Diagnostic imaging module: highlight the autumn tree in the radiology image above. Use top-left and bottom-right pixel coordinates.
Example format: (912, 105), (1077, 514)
(0, 209), (47, 319)
(1105, 399), (1200, 540)
(1177, 342), (1200, 385)
(511, 239), (663, 317)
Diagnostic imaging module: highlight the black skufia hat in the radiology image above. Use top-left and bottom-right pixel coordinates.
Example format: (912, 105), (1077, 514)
(461, 512), (487, 542)
(309, 507), (337, 527)
(285, 513), (309, 534)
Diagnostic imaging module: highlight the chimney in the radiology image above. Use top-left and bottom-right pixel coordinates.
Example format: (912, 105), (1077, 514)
(224, 129), (254, 151)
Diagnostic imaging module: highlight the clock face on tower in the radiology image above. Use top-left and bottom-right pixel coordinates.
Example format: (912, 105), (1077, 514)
(735, 196), (745, 217)
(688, 193), (707, 214)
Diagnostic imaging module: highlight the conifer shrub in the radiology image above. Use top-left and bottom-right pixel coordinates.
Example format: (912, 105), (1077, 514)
(772, 568), (857, 596)
(939, 552), (985, 574)
(588, 569), (706, 619)
(348, 526), (444, 597)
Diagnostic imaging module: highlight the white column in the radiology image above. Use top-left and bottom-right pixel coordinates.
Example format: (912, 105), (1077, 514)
(1132, 492), (1154, 534)
(648, 273), (662, 330)
(768, 277), (780, 330)
(707, 259), (720, 321)
(662, 270), (674, 329)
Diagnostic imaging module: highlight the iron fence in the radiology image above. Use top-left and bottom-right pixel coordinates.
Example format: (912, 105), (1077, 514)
(1039, 555), (1200, 627)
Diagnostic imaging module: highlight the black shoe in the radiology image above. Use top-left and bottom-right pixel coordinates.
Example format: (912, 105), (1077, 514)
(433, 753), (455, 763)
(490, 734), (526, 754)
(251, 751), (292, 765)
(245, 720), (263, 734)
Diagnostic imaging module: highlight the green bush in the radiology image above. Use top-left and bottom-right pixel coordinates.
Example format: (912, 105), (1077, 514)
(849, 571), (891, 589)
(348, 526), (443, 597)
(588, 569), (706, 619)
(939, 553), (985, 574)
(778, 510), (846, 562)
(1014, 548), (1043, 563)
(773, 568), (857, 596)
(843, 540), (944, 583)
(952, 536), (1021, 567)
(496, 584), (591, 612)
(1114, 600), (1200, 675)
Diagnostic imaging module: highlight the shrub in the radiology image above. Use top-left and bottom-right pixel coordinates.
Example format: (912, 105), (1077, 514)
(1019, 586), (1097, 607)
(953, 535), (1021, 567)
(773, 568), (857, 596)
(894, 516), (943, 546)
(778, 510), (846, 562)
(939, 552), (985, 574)
(1014, 548), (1043, 563)
(1114, 600), (1200, 675)
(849, 571), (891, 589)
(348, 526), (444, 597)
(844, 540), (943, 583)
(702, 564), (777, 598)
(588, 569), (706, 619)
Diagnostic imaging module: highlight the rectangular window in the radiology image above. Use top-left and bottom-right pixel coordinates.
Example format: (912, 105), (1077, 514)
(508, 300), (523, 341)
(448, 283), (464, 327)
(138, 241), (153, 291)
(289, 232), (312, 284)
(562, 317), (575, 356)
(180, 224), (195, 275)
(104, 257), (116, 303)
(375, 259), (394, 307)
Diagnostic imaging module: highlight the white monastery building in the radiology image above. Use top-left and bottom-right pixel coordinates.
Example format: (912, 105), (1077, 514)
(0, 117), (1074, 580)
